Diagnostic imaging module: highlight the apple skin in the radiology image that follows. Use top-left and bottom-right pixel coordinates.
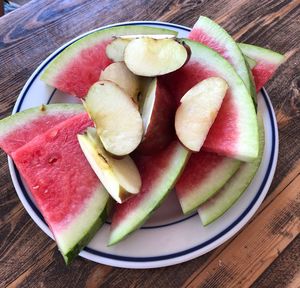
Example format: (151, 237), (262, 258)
(137, 78), (176, 155)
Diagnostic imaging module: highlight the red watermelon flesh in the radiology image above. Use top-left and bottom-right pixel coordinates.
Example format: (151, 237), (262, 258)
(109, 141), (190, 245)
(176, 151), (240, 214)
(188, 16), (254, 98)
(54, 41), (112, 97)
(11, 112), (109, 263)
(238, 43), (285, 92)
(189, 28), (227, 59)
(0, 104), (84, 156)
(40, 25), (178, 98)
(162, 39), (258, 161)
(252, 63), (276, 92)
(163, 61), (239, 159)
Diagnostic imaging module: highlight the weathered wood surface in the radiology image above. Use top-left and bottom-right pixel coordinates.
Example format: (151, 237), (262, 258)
(0, 0), (299, 287)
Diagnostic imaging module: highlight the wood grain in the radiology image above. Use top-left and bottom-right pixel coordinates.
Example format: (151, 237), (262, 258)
(0, 0), (299, 287)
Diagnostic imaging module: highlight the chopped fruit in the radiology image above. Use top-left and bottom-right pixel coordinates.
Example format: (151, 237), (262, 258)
(119, 34), (177, 40)
(176, 151), (240, 214)
(40, 25), (177, 97)
(189, 16), (256, 101)
(106, 38), (131, 62)
(78, 127), (141, 203)
(198, 114), (265, 225)
(83, 81), (143, 156)
(11, 113), (109, 264)
(161, 39), (259, 162)
(106, 34), (178, 62)
(100, 62), (141, 102)
(0, 104), (84, 155)
(175, 77), (228, 152)
(238, 43), (285, 91)
(124, 38), (188, 76)
(245, 56), (257, 69)
(138, 77), (175, 154)
(109, 141), (190, 245)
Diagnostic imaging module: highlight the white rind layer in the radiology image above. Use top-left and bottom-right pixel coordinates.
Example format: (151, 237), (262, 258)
(198, 114), (265, 225)
(109, 142), (190, 245)
(54, 184), (109, 255)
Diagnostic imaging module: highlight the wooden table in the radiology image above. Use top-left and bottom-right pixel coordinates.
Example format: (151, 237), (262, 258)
(0, 1), (299, 287)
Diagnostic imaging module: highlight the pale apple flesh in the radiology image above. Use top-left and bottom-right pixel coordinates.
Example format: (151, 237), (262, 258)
(138, 77), (175, 154)
(100, 62), (141, 102)
(106, 35), (177, 62)
(78, 127), (141, 203)
(83, 80), (143, 156)
(118, 34), (176, 40)
(175, 77), (228, 152)
(124, 38), (188, 76)
(106, 38), (130, 62)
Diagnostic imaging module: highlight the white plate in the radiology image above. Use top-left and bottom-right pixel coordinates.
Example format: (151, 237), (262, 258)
(8, 21), (278, 269)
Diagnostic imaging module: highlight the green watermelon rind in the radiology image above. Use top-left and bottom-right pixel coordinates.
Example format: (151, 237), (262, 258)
(184, 38), (259, 161)
(62, 192), (111, 264)
(238, 43), (285, 65)
(178, 158), (241, 215)
(244, 55), (257, 69)
(198, 113), (265, 225)
(191, 16), (255, 100)
(40, 25), (178, 88)
(108, 143), (190, 246)
(244, 58), (257, 108)
(0, 103), (84, 139)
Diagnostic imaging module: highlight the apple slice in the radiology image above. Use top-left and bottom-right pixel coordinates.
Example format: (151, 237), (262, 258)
(119, 34), (176, 40)
(83, 80), (143, 156)
(106, 38), (130, 62)
(100, 62), (141, 102)
(124, 38), (188, 76)
(78, 127), (141, 203)
(138, 77), (175, 154)
(175, 77), (228, 152)
(106, 35), (177, 62)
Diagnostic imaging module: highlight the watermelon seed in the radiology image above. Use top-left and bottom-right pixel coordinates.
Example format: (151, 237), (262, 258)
(48, 157), (58, 164)
(49, 129), (58, 138)
(32, 185), (39, 189)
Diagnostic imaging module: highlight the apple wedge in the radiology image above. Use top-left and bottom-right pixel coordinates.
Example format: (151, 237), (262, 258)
(124, 38), (188, 76)
(83, 80), (143, 156)
(100, 62), (141, 102)
(106, 34), (177, 62)
(119, 34), (176, 40)
(138, 77), (175, 154)
(78, 127), (141, 203)
(175, 77), (228, 152)
(109, 141), (190, 245)
(106, 38), (130, 62)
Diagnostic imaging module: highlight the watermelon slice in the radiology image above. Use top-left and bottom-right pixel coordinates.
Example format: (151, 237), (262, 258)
(238, 43), (285, 92)
(188, 16), (256, 100)
(11, 113), (109, 264)
(109, 141), (190, 245)
(161, 39), (258, 161)
(0, 104), (84, 155)
(198, 114), (265, 225)
(176, 151), (240, 214)
(40, 26), (177, 98)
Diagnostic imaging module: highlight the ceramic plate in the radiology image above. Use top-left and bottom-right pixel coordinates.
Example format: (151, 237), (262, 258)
(8, 21), (278, 269)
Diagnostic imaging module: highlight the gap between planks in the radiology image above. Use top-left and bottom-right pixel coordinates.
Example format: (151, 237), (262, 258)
(183, 170), (300, 288)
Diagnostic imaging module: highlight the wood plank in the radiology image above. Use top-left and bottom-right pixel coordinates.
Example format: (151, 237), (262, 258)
(251, 235), (300, 288)
(184, 174), (300, 288)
